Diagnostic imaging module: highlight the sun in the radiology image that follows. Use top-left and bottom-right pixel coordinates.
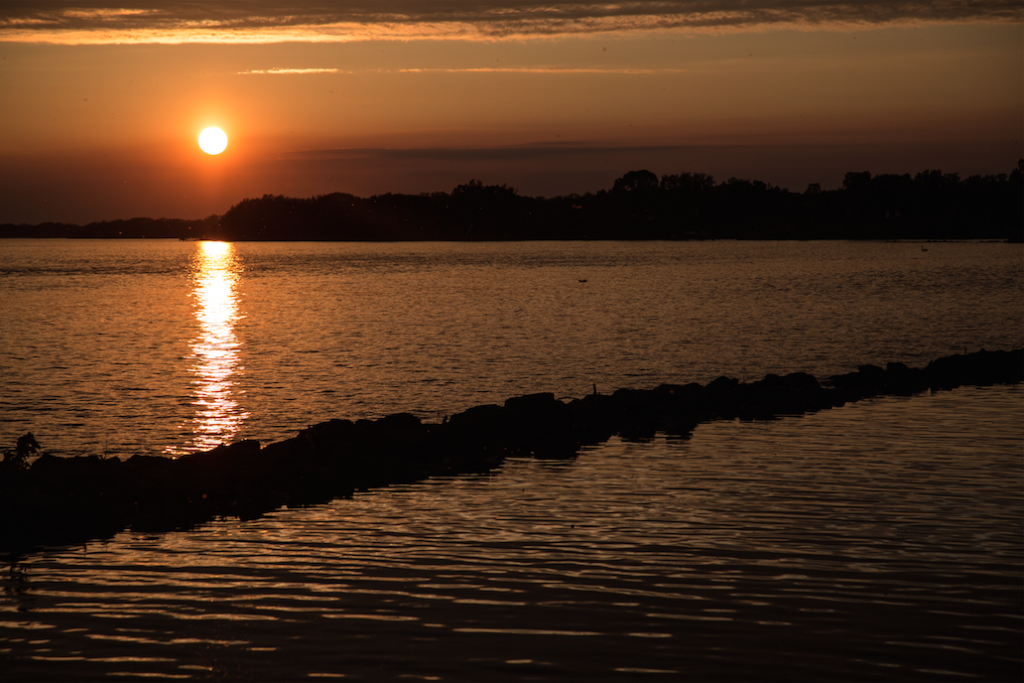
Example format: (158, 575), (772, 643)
(198, 127), (228, 156)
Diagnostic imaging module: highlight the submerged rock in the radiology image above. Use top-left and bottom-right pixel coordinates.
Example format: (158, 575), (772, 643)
(2, 348), (1020, 554)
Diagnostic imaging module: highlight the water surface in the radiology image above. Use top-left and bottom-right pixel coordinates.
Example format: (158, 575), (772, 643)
(2, 239), (1020, 457)
(1, 239), (1020, 680)
(1, 384), (1020, 681)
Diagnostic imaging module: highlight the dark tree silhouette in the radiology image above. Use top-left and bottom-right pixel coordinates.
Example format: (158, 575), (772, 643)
(3, 161), (1021, 241)
(613, 170), (659, 194)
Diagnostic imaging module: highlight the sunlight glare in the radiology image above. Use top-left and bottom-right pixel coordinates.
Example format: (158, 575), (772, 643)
(167, 240), (248, 455)
(198, 127), (228, 155)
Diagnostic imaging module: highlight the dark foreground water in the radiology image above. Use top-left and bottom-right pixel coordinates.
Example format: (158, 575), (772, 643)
(2, 384), (1021, 681)
(1, 239), (1021, 680)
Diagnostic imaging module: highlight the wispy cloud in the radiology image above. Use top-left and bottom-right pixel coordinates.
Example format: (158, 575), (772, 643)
(234, 66), (685, 76)
(279, 144), (678, 163)
(1, 2), (1020, 44)
(394, 67), (689, 74)
(239, 68), (341, 75)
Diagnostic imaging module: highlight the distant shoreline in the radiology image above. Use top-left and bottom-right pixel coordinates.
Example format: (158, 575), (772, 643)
(3, 164), (1021, 242)
(0, 237), (1017, 243)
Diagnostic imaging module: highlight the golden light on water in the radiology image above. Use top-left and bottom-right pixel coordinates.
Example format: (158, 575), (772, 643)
(178, 240), (248, 453)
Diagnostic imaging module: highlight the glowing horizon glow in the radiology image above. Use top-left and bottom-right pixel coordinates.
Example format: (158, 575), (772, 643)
(199, 127), (229, 156)
(0, 3), (1019, 225)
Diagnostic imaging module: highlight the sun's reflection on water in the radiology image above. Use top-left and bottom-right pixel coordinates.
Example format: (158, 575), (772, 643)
(169, 241), (248, 455)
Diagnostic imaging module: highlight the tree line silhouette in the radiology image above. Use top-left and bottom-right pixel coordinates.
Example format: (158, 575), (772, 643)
(3, 163), (1021, 241)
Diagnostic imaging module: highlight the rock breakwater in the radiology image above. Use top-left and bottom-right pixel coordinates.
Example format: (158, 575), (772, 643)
(2, 349), (1020, 554)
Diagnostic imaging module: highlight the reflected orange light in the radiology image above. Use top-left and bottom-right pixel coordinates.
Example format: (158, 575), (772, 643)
(171, 240), (248, 454)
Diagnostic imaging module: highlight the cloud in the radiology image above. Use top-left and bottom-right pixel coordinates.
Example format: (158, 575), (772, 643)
(239, 68), (341, 75)
(280, 145), (630, 163)
(1, 2), (1020, 44)
(393, 67), (688, 74)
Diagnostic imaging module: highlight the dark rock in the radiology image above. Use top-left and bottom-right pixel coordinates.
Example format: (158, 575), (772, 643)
(925, 348), (1024, 389)
(448, 403), (506, 433)
(779, 371), (822, 393)
(706, 375), (739, 393)
(2, 348), (1020, 555)
(504, 392), (560, 417)
(565, 394), (619, 446)
(884, 362), (924, 394)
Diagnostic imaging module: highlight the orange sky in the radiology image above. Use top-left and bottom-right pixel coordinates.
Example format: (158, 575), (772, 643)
(1, 2), (1021, 224)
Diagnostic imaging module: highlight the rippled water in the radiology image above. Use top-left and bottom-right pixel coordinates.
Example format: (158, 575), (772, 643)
(1, 239), (1021, 680)
(1, 239), (1021, 458)
(2, 385), (1020, 681)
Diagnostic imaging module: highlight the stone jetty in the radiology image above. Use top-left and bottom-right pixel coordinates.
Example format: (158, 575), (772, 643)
(2, 348), (1020, 554)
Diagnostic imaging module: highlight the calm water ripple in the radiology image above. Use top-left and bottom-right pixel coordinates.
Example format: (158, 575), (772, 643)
(1, 239), (1021, 680)
(2, 384), (1021, 681)
(1, 239), (1021, 457)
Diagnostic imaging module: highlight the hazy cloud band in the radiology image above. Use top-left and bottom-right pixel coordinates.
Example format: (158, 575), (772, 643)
(1, 1), (1021, 44)
(239, 68), (341, 75)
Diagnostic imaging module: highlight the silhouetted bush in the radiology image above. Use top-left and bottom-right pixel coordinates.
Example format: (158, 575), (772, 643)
(3, 162), (1021, 241)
